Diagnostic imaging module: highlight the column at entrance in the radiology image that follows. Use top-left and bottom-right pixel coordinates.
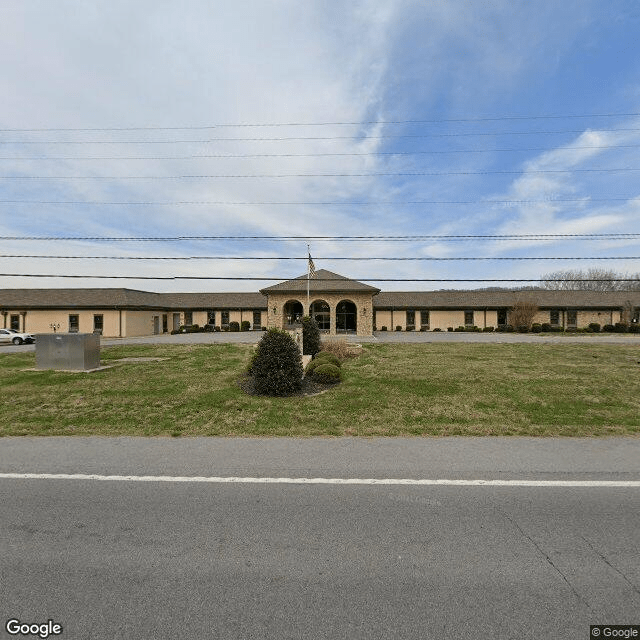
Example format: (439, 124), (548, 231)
(329, 304), (337, 336)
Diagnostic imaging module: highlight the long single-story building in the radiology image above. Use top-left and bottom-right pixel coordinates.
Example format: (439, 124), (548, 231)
(1, 269), (639, 337)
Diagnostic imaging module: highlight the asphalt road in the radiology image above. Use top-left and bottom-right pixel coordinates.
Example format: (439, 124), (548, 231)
(3, 329), (640, 354)
(1, 437), (639, 640)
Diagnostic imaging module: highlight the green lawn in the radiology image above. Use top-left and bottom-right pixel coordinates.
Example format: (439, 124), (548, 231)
(2, 342), (639, 436)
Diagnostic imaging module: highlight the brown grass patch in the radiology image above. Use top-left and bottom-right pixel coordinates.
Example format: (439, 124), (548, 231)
(319, 338), (362, 360)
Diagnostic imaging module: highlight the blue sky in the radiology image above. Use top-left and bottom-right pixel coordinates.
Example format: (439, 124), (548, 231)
(1, 0), (639, 292)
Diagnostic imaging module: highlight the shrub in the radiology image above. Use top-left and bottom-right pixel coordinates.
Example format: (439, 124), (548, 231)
(603, 324), (615, 333)
(406, 326), (414, 331)
(614, 322), (629, 333)
(311, 363), (342, 384)
(447, 327), (453, 332)
(517, 325), (529, 333)
(419, 327), (427, 331)
(170, 329), (180, 335)
(505, 325), (515, 333)
(530, 323), (542, 333)
(301, 316), (321, 356)
(432, 328), (442, 332)
(629, 323), (640, 333)
(241, 320), (251, 331)
(454, 326), (465, 332)
(178, 324), (203, 334)
(229, 321), (240, 332)
(204, 324), (215, 332)
(318, 339), (357, 360)
(541, 323), (552, 332)
(380, 326), (387, 331)
(395, 326), (402, 332)
(251, 328), (303, 396)
(588, 323), (601, 333)
(482, 326), (494, 332)
(222, 325), (230, 332)
(261, 326), (267, 331)
(214, 326), (221, 332)
(313, 351), (341, 367)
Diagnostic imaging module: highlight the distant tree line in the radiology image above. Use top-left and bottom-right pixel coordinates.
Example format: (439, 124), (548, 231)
(540, 268), (640, 291)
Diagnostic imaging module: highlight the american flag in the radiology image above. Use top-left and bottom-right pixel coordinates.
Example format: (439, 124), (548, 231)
(308, 251), (316, 278)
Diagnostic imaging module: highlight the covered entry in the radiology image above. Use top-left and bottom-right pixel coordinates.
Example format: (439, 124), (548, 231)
(310, 299), (330, 331)
(283, 300), (303, 326)
(336, 300), (357, 333)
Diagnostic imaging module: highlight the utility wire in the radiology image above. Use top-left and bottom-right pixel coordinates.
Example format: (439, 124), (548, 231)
(0, 197), (637, 207)
(3, 143), (640, 160)
(1, 274), (639, 282)
(2, 128), (640, 143)
(1, 111), (639, 131)
(2, 255), (639, 261)
(1, 234), (638, 242)
(2, 168), (640, 179)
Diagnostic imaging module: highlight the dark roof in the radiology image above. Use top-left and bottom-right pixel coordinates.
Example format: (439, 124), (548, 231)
(0, 288), (268, 310)
(375, 289), (640, 309)
(2, 287), (638, 311)
(160, 292), (267, 309)
(259, 269), (380, 295)
(0, 288), (165, 309)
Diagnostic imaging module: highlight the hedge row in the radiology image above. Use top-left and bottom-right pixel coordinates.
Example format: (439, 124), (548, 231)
(374, 323), (639, 333)
(171, 324), (266, 334)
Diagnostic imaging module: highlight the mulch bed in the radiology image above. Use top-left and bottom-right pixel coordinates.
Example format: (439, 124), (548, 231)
(238, 374), (339, 397)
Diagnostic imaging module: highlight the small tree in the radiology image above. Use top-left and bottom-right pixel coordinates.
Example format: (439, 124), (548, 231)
(251, 328), (303, 396)
(301, 316), (321, 356)
(509, 300), (538, 330)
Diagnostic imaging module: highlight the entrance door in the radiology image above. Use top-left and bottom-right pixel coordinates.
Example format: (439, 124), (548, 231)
(153, 316), (160, 335)
(336, 301), (357, 333)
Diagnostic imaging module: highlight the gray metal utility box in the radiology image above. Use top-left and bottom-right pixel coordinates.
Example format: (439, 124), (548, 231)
(36, 333), (101, 371)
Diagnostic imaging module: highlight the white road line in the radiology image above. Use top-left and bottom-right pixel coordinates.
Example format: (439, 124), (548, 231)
(0, 473), (638, 487)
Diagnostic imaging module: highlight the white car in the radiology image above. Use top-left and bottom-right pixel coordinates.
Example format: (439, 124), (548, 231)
(0, 329), (36, 345)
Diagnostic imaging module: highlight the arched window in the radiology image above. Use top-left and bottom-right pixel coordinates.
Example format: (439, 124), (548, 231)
(283, 300), (303, 326)
(310, 299), (330, 331)
(336, 300), (357, 333)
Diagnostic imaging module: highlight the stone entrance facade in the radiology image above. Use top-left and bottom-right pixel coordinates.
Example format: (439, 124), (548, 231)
(260, 269), (379, 337)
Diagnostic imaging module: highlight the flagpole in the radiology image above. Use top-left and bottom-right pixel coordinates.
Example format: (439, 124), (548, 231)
(307, 243), (310, 313)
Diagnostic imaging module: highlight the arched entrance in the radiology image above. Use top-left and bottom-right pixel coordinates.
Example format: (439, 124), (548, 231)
(336, 300), (357, 333)
(283, 300), (303, 327)
(310, 299), (330, 331)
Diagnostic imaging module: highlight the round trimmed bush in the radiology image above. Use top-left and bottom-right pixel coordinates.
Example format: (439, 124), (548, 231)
(311, 363), (342, 384)
(301, 316), (321, 356)
(313, 352), (341, 367)
(229, 321), (240, 332)
(251, 328), (303, 396)
(241, 320), (251, 331)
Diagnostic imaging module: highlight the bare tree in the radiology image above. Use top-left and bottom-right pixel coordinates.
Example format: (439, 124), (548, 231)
(510, 300), (539, 328)
(540, 268), (640, 291)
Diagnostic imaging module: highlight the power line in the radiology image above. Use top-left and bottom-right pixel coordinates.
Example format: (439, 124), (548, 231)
(3, 143), (640, 160)
(1, 274), (639, 282)
(2, 255), (639, 261)
(1, 234), (638, 242)
(2, 168), (640, 179)
(0, 197), (637, 207)
(2, 128), (640, 144)
(1, 111), (639, 131)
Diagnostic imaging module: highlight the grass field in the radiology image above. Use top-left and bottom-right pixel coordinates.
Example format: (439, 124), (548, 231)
(1, 342), (639, 437)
